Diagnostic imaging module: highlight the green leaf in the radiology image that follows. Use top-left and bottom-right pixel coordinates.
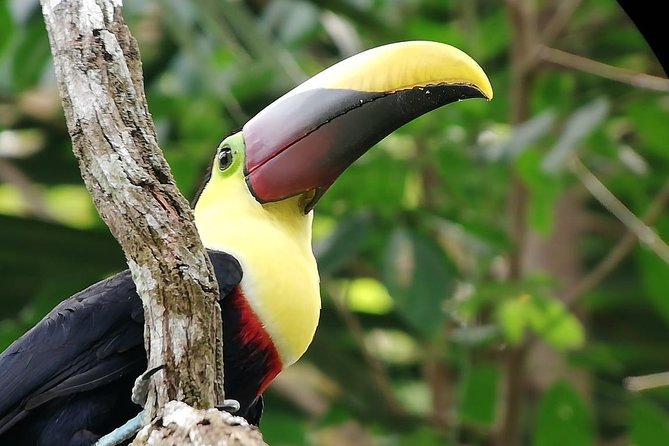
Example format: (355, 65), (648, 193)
(540, 312), (585, 350)
(630, 400), (669, 446)
(346, 278), (393, 315)
(315, 212), (373, 276)
(534, 381), (594, 446)
(460, 364), (499, 426)
(399, 426), (450, 446)
(9, 16), (50, 91)
(383, 228), (455, 337)
(638, 248), (669, 324)
(543, 98), (609, 173)
(496, 294), (585, 350)
(529, 298), (585, 350)
(0, 2), (14, 58)
(637, 219), (669, 326)
(322, 150), (408, 216)
(628, 99), (669, 160)
(497, 297), (530, 345)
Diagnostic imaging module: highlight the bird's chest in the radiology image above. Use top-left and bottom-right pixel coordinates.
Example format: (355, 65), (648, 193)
(196, 207), (321, 366)
(238, 253), (321, 367)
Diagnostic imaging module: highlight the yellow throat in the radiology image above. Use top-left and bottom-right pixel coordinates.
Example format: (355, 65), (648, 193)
(193, 133), (321, 367)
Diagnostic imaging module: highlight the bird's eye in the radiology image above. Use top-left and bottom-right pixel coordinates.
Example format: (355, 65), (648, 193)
(218, 146), (234, 171)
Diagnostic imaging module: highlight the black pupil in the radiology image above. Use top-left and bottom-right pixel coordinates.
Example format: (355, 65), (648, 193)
(219, 147), (233, 171)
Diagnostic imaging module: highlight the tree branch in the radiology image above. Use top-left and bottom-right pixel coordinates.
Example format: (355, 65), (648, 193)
(563, 179), (669, 304)
(624, 371), (669, 392)
(539, 46), (669, 92)
(522, 179), (669, 353)
(39, 0), (265, 444)
(568, 157), (669, 263)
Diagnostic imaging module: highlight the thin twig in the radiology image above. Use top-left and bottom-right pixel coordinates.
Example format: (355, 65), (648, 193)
(507, 0), (542, 75)
(523, 182), (669, 355)
(326, 282), (407, 417)
(540, 46), (669, 92)
(540, 0), (583, 47)
(624, 371), (669, 392)
(563, 179), (669, 304)
(568, 156), (669, 263)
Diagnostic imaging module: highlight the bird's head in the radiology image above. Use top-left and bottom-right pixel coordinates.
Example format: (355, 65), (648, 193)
(196, 40), (492, 221)
(193, 41), (492, 366)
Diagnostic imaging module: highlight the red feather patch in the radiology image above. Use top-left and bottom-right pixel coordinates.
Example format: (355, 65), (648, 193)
(232, 287), (283, 395)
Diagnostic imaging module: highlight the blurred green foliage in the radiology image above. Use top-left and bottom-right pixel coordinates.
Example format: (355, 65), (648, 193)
(1, 0), (669, 445)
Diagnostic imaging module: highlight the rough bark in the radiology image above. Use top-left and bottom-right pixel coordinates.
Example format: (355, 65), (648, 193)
(39, 0), (265, 444)
(132, 402), (265, 446)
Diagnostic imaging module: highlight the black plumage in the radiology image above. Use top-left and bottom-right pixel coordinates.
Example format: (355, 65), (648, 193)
(0, 250), (267, 445)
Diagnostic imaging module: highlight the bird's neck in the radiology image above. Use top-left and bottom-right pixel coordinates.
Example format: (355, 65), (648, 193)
(194, 180), (321, 367)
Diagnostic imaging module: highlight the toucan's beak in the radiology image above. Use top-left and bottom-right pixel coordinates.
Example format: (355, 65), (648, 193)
(243, 41), (493, 211)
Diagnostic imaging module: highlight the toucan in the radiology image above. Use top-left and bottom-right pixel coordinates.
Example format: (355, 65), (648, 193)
(0, 41), (492, 445)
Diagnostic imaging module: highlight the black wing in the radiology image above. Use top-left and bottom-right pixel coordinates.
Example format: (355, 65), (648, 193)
(0, 270), (143, 433)
(0, 250), (242, 440)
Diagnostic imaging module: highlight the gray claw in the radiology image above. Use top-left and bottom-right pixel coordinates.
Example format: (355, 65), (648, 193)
(131, 364), (165, 406)
(216, 399), (241, 413)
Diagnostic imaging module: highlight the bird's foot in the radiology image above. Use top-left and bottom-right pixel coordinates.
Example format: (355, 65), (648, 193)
(94, 366), (164, 446)
(131, 364), (165, 406)
(94, 411), (144, 446)
(216, 399), (241, 414)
